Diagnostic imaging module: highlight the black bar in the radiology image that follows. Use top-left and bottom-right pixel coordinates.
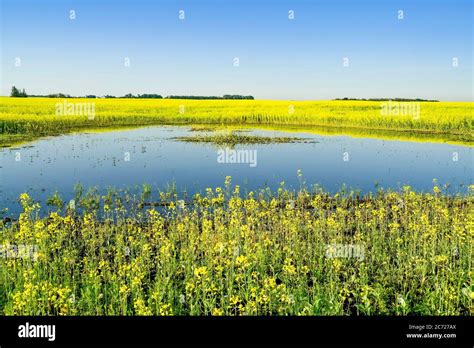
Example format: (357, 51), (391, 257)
(0, 316), (472, 346)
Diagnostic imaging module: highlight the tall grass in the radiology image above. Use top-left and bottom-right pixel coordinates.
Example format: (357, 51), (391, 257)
(1, 180), (472, 315)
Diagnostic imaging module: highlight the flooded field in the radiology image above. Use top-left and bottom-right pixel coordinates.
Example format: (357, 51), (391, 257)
(1, 125), (472, 216)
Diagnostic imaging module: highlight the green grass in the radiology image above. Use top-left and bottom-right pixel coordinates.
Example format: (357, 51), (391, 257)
(1, 180), (472, 315)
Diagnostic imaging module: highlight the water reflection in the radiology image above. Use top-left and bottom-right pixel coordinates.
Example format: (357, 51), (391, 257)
(1, 126), (472, 216)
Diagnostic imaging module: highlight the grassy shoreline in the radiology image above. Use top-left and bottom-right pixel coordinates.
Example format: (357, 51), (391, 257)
(1, 182), (472, 315)
(1, 97), (472, 147)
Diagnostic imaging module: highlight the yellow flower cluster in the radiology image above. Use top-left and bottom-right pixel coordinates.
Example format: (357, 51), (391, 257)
(1, 182), (471, 315)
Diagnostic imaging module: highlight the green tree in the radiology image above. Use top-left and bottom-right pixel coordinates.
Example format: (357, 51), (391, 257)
(10, 86), (20, 97)
(10, 86), (27, 97)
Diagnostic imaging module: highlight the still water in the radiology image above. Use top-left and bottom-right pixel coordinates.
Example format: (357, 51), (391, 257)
(1, 126), (472, 215)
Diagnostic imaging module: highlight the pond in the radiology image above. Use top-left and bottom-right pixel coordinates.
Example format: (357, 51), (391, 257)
(1, 126), (472, 216)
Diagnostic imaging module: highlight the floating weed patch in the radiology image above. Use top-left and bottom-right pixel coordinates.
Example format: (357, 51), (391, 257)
(189, 126), (219, 132)
(173, 132), (311, 146)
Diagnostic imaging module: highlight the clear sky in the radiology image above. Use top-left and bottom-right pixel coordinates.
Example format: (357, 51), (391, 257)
(0, 0), (472, 100)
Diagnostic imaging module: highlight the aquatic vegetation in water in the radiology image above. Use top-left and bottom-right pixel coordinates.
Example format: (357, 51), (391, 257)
(0, 178), (472, 315)
(173, 131), (310, 146)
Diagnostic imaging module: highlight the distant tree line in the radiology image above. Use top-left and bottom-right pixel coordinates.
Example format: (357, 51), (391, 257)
(334, 97), (439, 102)
(165, 95), (254, 100)
(9, 87), (253, 100)
(222, 94), (254, 100)
(47, 93), (72, 98)
(166, 95), (220, 100)
(13, 86), (437, 102)
(120, 94), (254, 99)
(122, 93), (163, 99)
(10, 86), (27, 97)
(11, 87), (74, 98)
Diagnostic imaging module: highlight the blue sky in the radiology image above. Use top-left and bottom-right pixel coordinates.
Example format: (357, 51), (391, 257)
(1, 0), (472, 100)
